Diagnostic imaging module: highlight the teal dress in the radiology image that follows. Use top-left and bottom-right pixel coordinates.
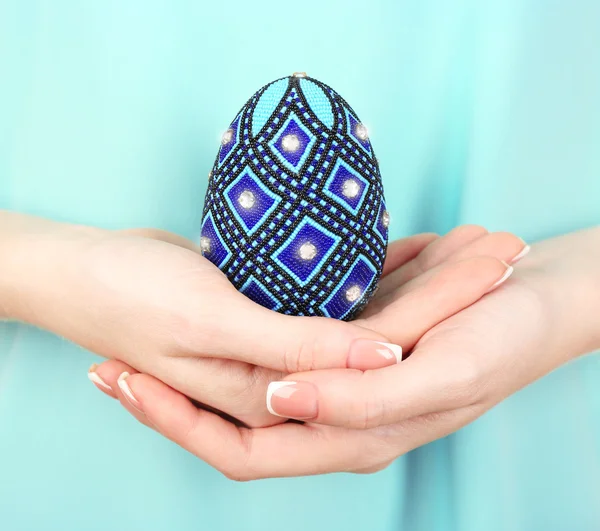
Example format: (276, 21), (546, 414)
(1, 1), (599, 529)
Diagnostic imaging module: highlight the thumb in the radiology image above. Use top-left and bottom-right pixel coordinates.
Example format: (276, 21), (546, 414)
(205, 296), (402, 373)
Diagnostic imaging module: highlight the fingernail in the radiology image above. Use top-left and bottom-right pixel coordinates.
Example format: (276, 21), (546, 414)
(88, 363), (112, 393)
(266, 381), (318, 420)
(486, 261), (514, 293)
(117, 372), (143, 413)
(511, 239), (531, 263)
(347, 339), (403, 370)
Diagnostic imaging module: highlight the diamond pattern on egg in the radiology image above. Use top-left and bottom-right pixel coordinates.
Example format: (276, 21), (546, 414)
(201, 74), (388, 320)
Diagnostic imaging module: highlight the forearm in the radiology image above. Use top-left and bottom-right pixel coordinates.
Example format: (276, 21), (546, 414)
(0, 211), (101, 323)
(526, 226), (600, 357)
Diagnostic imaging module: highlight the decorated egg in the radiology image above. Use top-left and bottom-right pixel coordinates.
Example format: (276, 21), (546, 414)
(200, 73), (389, 321)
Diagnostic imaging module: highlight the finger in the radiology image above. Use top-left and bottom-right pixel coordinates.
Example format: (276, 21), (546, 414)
(92, 343), (399, 430)
(182, 291), (404, 373)
(264, 328), (488, 430)
(94, 355), (286, 429)
(92, 360), (155, 430)
(379, 227), (528, 297)
(121, 227), (402, 373)
(121, 370), (484, 478)
(88, 363), (118, 398)
(153, 356), (287, 428)
(120, 372), (384, 479)
(444, 231), (529, 265)
(382, 233), (439, 277)
(377, 224), (489, 296)
(358, 256), (513, 347)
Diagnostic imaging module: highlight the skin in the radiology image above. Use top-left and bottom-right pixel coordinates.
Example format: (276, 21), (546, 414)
(0, 211), (524, 432)
(93, 227), (600, 480)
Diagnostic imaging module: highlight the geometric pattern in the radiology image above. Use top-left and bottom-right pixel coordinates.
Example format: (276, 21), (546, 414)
(200, 213), (232, 269)
(201, 74), (388, 320)
(224, 168), (281, 234)
(272, 216), (342, 286)
(323, 158), (370, 215)
(268, 114), (316, 172)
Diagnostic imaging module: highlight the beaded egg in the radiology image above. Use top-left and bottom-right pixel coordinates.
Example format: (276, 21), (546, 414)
(200, 73), (389, 321)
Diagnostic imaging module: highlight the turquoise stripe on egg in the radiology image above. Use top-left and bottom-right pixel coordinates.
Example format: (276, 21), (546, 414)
(251, 78), (289, 136)
(299, 79), (334, 129)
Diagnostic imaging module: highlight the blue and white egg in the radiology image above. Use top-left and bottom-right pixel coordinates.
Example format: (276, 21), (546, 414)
(200, 73), (389, 321)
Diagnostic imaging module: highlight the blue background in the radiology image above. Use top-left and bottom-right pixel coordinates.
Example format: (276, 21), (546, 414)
(1, 1), (599, 530)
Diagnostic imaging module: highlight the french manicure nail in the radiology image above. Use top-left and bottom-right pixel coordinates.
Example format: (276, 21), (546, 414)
(266, 381), (318, 420)
(117, 372), (143, 413)
(347, 339), (403, 370)
(486, 262), (514, 293)
(88, 364), (112, 392)
(511, 239), (531, 263)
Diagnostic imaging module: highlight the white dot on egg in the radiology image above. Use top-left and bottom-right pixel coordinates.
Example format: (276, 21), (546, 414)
(355, 123), (369, 141)
(281, 134), (300, 153)
(299, 242), (317, 260)
(342, 178), (360, 198)
(345, 285), (362, 302)
(292, 72), (308, 78)
(221, 129), (234, 146)
(238, 190), (256, 209)
(200, 237), (211, 254)
(382, 210), (390, 228)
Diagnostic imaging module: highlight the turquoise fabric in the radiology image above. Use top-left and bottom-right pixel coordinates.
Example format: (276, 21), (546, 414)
(1, 1), (599, 530)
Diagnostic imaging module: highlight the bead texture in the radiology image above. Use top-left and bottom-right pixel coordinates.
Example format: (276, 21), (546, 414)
(201, 75), (388, 320)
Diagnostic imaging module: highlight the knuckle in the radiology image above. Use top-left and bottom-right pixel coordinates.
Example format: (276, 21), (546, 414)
(354, 459), (394, 475)
(494, 231), (522, 246)
(452, 224), (488, 240)
(361, 396), (384, 429)
(221, 466), (252, 482)
(282, 344), (302, 373)
(297, 337), (319, 372)
(226, 429), (259, 482)
(413, 252), (429, 275)
(354, 372), (388, 429)
(282, 329), (322, 373)
(285, 319), (354, 372)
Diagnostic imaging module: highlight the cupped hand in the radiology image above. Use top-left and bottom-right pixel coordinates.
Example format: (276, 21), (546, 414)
(1, 215), (390, 427)
(98, 229), (600, 479)
(92, 224), (527, 434)
(3, 213), (522, 427)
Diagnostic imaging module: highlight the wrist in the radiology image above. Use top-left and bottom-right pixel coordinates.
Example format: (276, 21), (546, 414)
(524, 227), (600, 358)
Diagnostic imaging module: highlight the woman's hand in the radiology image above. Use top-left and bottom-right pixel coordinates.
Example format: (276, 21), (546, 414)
(0, 211), (525, 428)
(91, 223), (523, 424)
(0, 212), (393, 427)
(92, 227), (600, 479)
